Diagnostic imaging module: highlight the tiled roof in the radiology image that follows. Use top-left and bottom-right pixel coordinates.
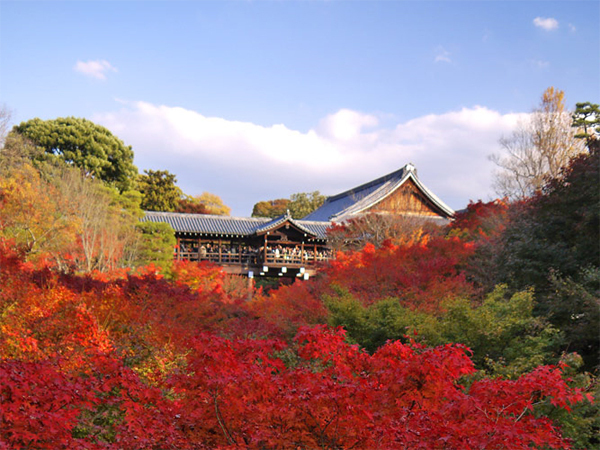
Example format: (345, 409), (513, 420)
(142, 211), (329, 240)
(255, 211), (325, 238)
(255, 212), (293, 234)
(303, 163), (455, 222)
(143, 164), (453, 239)
(292, 220), (331, 239)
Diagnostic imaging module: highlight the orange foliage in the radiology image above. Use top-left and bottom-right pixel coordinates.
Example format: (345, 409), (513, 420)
(169, 259), (226, 295)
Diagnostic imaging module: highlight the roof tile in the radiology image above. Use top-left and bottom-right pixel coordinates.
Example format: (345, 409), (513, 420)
(142, 212), (330, 240)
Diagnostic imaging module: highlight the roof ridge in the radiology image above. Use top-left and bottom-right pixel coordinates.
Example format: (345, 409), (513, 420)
(145, 211), (271, 222)
(323, 165), (409, 203)
(330, 174), (407, 220)
(296, 219), (331, 224)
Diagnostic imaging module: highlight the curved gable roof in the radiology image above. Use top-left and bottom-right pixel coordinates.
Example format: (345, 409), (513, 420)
(303, 163), (454, 222)
(255, 211), (319, 238)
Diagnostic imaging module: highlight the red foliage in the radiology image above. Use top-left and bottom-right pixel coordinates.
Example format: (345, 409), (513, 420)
(169, 326), (586, 449)
(249, 280), (329, 338)
(450, 199), (509, 240)
(170, 259), (228, 298)
(0, 360), (96, 449)
(175, 198), (210, 214)
(0, 238), (590, 449)
(321, 237), (475, 312)
(448, 199), (513, 294)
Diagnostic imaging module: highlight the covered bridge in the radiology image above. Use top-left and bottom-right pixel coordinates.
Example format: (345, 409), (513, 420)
(143, 211), (331, 278)
(142, 163), (454, 278)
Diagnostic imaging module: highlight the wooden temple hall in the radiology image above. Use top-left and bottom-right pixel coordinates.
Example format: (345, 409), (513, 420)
(143, 211), (331, 279)
(142, 163), (455, 278)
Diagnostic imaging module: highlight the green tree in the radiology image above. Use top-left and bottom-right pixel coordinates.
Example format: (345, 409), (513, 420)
(288, 191), (326, 219)
(0, 132), (47, 176)
(251, 192), (325, 219)
(499, 146), (599, 291)
(135, 221), (176, 271)
(572, 102), (600, 146)
(498, 144), (599, 369)
(572, 96), (600, 218)
(434, 288), (561, 377)
(325, 286), (560, 377)
(11, 117), (137, 191)
(251, 198), (290, 218)
(138, 170), (183, 212)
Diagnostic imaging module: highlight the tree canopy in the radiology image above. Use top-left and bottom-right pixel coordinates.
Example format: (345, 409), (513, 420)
(138, 169), (183, 212)
(252, 191), (325, 219)
(572, 101), (600, 146)
(498, 144), (599, 369)
(191, 192), (231, 216)
(12, 117), (138, 191)
(135, 221), (176, 270)
(491, 87), (584, 199)
(175, 196), (210, 214)
(288, 191), (326, 218)
(251, 198), (290, 218)
(0, 251), (592, 449)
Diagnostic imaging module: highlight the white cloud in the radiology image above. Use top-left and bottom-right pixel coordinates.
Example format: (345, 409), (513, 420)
(434, 46), (452, 63)
(568, 23), (577, 33)
(74, 60), (117, 80)
(533, 17), (559, 31)
(94, 102), (525, 216)
(316, 109), (379, 141)
(531, 59), (550, 69)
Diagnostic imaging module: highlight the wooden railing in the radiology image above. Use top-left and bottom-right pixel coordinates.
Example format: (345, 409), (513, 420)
(177, 251), (257, 265)
(262, 254), (332, 266)
(176, 251), (333, 267)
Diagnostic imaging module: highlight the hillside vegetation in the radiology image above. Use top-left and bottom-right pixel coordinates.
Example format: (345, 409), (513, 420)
(0, 102), (598, 449)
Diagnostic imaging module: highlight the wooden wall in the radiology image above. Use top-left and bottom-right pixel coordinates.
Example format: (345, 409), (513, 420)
(370, 179), (443, 217)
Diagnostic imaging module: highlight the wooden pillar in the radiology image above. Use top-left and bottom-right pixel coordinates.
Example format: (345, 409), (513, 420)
(301, 241), (305, 264)
(176, 236), (181, 261)
(263, 234), (268, 264)
(218, 238), (222, 263)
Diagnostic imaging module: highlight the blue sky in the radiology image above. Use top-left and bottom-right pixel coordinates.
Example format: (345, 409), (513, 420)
(1, 1), (598, 215)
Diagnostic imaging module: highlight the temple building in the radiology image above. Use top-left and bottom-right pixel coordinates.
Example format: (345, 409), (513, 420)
(304, 163), (454, 223)
(143, 211), (331, 279)
(142, 163), (454, 278)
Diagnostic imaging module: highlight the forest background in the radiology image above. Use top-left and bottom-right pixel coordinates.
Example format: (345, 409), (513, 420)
(0, 93), (598, 449)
